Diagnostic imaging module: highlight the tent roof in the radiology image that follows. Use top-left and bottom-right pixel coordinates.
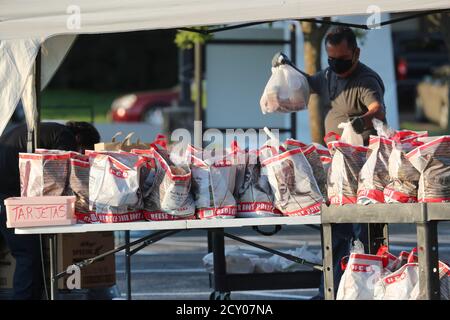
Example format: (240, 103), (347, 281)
(1, 0), (449, 40)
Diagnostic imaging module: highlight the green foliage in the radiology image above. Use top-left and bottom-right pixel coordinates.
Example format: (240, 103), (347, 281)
(174, 27), (213, 49)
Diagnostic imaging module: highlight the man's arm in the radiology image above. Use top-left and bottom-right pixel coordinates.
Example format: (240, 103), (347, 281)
(361, 101), (385, 127)
(351, 77), (386, 133)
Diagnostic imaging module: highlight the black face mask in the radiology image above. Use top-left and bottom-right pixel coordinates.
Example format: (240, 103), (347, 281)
(328, 56), (354, 74)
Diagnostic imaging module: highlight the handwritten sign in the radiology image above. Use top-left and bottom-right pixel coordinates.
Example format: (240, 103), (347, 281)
(5, 196), (76, 228)
(11, 205), (67, 222)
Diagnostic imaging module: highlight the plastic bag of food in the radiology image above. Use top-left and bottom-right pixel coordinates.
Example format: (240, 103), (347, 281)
(88, 151), (146, 222)
(135, 146), (195, 221)
(406, 136), (450, 202)
(284, 139), (328, 201)
(68, 156), (98, 223)
(235, 148), (281, 218)
(190, 146), (237, 219)
(260, 64), (310, 114)
(337, 241), (386, 300)
(326, 123), (368, 205)
(374, 262), (419, 300)
(261, 147), (323, 216)
(439, 261), (450, 300)
(19, 152), (70, 197)
(373, 249), (419, 300)
(384, 135), (425, 203)
(202, 246), (258, 274)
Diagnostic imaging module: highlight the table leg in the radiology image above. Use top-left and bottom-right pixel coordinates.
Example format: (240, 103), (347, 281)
(416, 221), (440, 300)
(211, 228), (228, 299)
(322, 223), (335, 300)
(48, 234), (57, 300)
(125, 230), (132, 300)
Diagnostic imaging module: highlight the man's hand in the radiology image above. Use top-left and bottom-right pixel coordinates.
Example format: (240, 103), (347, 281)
(350, 116), (365, 134)
(272, 52), (291, 68)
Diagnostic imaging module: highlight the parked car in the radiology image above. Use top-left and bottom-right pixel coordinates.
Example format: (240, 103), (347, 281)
(110, 88), (180, 126)
(415, 65), (450, 129)
(392, 31), (449, 110)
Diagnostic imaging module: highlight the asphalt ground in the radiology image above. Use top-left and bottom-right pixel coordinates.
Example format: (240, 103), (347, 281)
(112, 222), (450, 300)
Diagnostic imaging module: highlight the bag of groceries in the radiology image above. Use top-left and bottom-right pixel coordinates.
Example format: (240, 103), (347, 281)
(135, 145), (195, 221)
(284, 139), (328, 201)
(406, 136), (450, 203)
(189, 145), (237, 219)
(383, 132), (427, 203)
(88, 151), (145, 223)
(373, 248), (419, 300)
(261, 146), (323, 216)
(327, 122), (368, 205)
(19, 151), (71, 197)
(235, 148), (281, 218)
(337, 241), (386, 300)
(68, 153), (98, 223)
(260, 64), (310, 114)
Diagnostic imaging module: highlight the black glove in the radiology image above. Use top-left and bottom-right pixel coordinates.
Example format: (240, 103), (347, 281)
(272, 52), (291, 68)
(350, 116), (365, 134)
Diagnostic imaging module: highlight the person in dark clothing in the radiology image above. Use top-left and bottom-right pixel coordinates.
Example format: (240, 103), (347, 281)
(273, 27), (387, 299)
(0, 121), (100, 300)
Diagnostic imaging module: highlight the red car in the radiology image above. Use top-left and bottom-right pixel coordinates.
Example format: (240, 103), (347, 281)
(111, 88), (179, 125)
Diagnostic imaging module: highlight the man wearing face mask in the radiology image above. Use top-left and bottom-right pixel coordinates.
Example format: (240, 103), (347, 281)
(272, 26), (386, 299)
(273, 26), (387, 145)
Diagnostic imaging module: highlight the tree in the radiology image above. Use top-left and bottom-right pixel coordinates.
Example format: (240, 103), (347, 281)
(423, 12), (450, 60)
(300, 19), (330, 144)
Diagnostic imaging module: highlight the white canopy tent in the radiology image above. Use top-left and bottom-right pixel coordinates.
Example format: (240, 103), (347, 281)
(0, 0), (448, 137)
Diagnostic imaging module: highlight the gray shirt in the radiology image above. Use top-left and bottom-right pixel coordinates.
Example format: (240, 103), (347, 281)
(307, 62), (386, 144)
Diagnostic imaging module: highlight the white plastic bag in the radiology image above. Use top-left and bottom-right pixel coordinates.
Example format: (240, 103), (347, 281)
(88, 151), (145, 222)
(235, 149), (281, 218)
(134, 147), (195, 220)
(262, 147), (323, 216)
(406, 136), (450, 202)
(384, 136), (425, 203)
(202, 246), (258, 274)
(338, 121), (364, 146)
(260, 64), (310, 114)
(190, 146), (237, 219)
(374, 262), (419, 300)
(284, 140), (328, 201)
(266, 244), (322, 272)
(337, 240), (385, 300)
(68, 156), (98, 223)
(19, 151), (70, 197)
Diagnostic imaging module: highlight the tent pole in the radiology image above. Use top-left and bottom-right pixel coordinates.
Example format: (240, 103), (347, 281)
(33, 49), (41, 151)
(194, 41), (204, 149)
(289, 23), (297, 139)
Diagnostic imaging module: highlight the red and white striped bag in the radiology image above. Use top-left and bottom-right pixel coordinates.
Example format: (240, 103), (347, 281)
(19, 152), (71, 197)
(68, 155), (98, 223)
(190, 145), (237, 219)
(261, 147), (323, 216)
(406, 136), (450, 203)
(136, 146), (195, 221)
(88, 151), (146, 223)
(337, 252), (385, 300)
(235, 147), (281, 218)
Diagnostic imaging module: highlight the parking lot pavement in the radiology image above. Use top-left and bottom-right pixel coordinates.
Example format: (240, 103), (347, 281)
(112, 222), (450, 300)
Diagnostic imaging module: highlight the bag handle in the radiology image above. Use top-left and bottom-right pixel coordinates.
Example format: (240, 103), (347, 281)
(111, 131), (123, 142)
(119, 132), (135, 149)
(407, 248), (418, 263)
(341, 255), (349, 271)
(324, 131), (341, 144)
